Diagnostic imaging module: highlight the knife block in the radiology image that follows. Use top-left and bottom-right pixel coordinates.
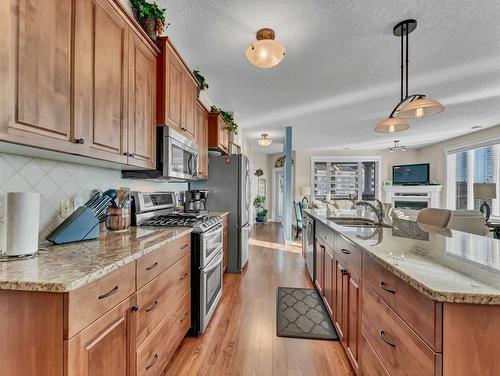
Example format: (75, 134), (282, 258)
(46, 206), (99, 245)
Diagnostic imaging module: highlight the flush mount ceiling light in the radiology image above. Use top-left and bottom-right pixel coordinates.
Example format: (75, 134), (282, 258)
(245, 28), (286, 68)
(257, 133), (272, 146)
(375, 19), (444, 133)
(388, 140), (406, 152)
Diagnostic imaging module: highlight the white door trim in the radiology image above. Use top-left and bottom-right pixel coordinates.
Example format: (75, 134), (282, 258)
(272, 167), (284, 222)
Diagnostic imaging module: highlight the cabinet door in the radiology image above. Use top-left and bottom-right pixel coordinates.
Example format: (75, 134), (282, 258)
(217, 119), (228, 152)
(128, 31), (156, 169)
(314, 238), (324, 295)
(0, 0), (80, 153)
(166, 50), (182, 130)
(66, 298), (131, 376)
(196, 102), (209, 179)
(346, 272), (361, 372)
(334, 257), (346, 339)
(181, 73), (196, 139)
(74, 0), (128, 163)
(323, 246), (334, 317)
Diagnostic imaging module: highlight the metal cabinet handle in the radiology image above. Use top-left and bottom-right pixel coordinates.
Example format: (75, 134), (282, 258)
(75, 138), (85, 144)
(180, 272), (189, 280)
(145, 354), (159, 370)
(131, 304), (139, 312)
(341, 249), (351, 255)
(129, 153), (135, 158)
(98, 286), (118, 300)
(145, 300), (158, 313)
(181, 244), (189, 249)
(379, 330), (396, 347)
(179, 312), (188, 323)
(146, 262), (159, 271)
(341, 269), (348, 276)
(379, 281), (396, 294)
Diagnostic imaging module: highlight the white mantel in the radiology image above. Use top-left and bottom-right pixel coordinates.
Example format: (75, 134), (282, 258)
(383, 185), (443, 208)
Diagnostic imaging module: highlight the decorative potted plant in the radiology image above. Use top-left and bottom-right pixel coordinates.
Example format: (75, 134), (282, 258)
(131, 0), (169, 42)
(193, 70), (209, 98)
(254, 168), (264, 177)
(253, 195), (268, 223)
(210, 106), (239, 135)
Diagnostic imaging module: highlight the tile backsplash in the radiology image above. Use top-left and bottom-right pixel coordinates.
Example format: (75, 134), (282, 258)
(0, 152), (187, 248)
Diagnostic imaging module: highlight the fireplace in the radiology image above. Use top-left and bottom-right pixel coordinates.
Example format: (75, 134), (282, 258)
(394, 200), (428, 210)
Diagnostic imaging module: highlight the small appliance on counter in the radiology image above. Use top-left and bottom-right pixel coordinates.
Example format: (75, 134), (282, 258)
(131, 191), (223, 335)
(184, 190), (209, 214)
(0, 192), (40, 260)
(46, 190), (117, 245)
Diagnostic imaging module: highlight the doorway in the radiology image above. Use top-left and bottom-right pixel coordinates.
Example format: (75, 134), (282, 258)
(273, 167), (284, 222)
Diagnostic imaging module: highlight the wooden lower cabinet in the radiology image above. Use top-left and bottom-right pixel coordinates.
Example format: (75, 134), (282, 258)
(315, 238), (325, 295)
(346, 271), (360, 373)
(66, 298), (132, 376)
(323, 245), (334, 316)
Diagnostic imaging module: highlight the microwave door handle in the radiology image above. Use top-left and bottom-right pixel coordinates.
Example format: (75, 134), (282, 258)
(187, 154), (193, 176)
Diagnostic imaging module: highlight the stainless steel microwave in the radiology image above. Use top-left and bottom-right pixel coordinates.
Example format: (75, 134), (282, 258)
(122, 126), (199, 181)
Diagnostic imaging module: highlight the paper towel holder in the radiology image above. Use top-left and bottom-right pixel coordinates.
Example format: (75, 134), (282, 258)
(0, 251), (38, 262)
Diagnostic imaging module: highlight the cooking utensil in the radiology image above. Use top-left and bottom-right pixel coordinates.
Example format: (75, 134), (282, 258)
(102, 189), (118, 208)
(93, 196), (113, 218)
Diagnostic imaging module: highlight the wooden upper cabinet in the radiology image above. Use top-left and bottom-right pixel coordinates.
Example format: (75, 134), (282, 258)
(128, 32), (157, 169)
(196, 101), (209, 179)
(157, 37), (199, 141)
(0, 0), (82, 153)
(74, 0), (128, 164)
(207, 112), (230, 155)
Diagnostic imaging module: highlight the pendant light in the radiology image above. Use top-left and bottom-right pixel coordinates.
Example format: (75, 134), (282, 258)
(375, 19), (444, 133)
(388, 140), (406, 152)
(257, 133), (272, 146)
(245, 28), (286, 69)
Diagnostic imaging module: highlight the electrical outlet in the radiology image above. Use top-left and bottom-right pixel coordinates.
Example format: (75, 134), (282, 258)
(73, 196), (84, 211)
(60, 198), (72, 218)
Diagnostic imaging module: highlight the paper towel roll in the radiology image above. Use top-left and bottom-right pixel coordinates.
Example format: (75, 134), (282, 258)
(6, 192), (40, 256)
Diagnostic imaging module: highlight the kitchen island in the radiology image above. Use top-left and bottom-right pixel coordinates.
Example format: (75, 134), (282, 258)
(0, 226), (193, 375)
(304, 208), (500, 376)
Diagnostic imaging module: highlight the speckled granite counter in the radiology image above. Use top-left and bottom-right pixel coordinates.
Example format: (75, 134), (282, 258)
(304, 208), (500, 305)
(0, 227), (192, 293)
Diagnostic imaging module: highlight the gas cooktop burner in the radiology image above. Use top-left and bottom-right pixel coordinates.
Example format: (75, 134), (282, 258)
(143, 213), (221, 233)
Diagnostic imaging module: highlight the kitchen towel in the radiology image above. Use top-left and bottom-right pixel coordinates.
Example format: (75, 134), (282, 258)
(5, 192), (40, 256)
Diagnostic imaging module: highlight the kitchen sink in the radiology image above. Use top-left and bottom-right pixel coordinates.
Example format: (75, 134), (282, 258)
(327, 217), (379, 228)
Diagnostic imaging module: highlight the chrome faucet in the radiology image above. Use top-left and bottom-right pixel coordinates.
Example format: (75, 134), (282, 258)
(354, 199), (385, 224)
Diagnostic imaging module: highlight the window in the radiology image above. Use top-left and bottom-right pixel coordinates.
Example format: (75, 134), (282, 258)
(447, 142), (500, 217)
(311, 157), (380, 202)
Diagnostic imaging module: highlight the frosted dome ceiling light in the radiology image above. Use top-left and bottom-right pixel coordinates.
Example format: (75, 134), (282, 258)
(257, 133), (272, 146)
(245, 28), (286, 68)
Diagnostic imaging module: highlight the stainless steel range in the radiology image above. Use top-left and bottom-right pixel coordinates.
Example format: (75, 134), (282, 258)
(132, 191), (224, 335)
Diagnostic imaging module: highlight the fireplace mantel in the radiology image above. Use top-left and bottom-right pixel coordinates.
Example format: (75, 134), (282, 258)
(383, 185), (443, 209)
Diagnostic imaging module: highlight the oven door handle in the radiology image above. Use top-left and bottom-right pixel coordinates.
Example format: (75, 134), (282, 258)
(202, 224), (223, 237)
(204, 251), (223, 272)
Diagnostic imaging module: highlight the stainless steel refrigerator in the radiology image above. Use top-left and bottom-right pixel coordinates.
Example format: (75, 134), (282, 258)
(190, 154), (251, 272)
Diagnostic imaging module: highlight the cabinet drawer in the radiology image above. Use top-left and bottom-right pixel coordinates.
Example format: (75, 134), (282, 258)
(136, 253), (191, 346)
(65, 262), (135, 339)
(362, 283), (442, 376)
(336, 237), (361, 277)
(362, 253), (442, 351)
(361, 333), (390, 376)
(136, 289), (191, 376)
(136, 234), (191, 289)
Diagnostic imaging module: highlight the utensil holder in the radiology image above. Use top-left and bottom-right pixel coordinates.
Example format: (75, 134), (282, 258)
(105, 207), (130, 231)
(46, 206), (99, 245)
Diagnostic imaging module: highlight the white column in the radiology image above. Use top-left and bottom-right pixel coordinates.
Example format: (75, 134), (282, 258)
(446, 153), (457, 210)
(493, 145), (499, 217)
(467, 150), (475, 210)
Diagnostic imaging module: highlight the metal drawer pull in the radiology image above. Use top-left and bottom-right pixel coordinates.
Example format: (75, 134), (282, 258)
(341, 269), (348, 276)
(131, 304), (139, 312)
(180, 272), (189, 280)
(341, 249), (351, 255)
(181, 244), (189, 249)
(98, 286), (118, 300)
(180, 312), (188, 323)
(379, 330), (396, 347)
(145, 354), (159, 370)
(379, 281), (396, 294)
(146, 262), (159, 271)
(145, 300), (158, 312)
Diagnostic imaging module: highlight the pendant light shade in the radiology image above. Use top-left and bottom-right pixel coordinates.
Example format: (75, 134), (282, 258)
(397, 97), (445, 119)
(245, 28), (286, 69)
(374, 117), (410, 133)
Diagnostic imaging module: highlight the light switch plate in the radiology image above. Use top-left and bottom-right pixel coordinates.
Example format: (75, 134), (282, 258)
(60, 198), (72, 218)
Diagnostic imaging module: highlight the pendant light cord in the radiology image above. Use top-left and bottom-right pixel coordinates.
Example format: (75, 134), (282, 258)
(406, 27), (409, 99)
(400, 24), (404, 102)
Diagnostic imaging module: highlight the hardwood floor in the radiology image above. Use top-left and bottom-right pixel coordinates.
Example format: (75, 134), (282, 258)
(164, 222), (354, 376)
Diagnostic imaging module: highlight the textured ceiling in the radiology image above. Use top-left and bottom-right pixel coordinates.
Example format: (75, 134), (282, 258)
(159, 0), (500, 153)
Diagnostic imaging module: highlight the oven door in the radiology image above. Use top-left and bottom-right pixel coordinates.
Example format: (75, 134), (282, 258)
(200, 249), (223, 334)
(164, 135), (198, 180)
(200, 223), (223, 268)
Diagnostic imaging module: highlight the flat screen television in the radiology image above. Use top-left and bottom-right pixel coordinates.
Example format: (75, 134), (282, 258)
(392, 163), (430, 185)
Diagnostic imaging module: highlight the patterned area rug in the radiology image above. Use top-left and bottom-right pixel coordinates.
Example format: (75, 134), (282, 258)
(276, 287), (338, 340)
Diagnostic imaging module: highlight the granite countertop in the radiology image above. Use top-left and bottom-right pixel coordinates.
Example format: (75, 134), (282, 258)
(304, 208), (500, 305)
(0, 227), (192, 293)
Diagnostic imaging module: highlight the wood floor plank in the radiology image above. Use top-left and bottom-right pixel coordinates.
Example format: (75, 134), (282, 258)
(163, 223), (353, 376)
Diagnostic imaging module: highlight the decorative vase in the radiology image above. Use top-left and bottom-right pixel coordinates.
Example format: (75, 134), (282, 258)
(196, 86), (202, 99)
(141, 18), (158, 42)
